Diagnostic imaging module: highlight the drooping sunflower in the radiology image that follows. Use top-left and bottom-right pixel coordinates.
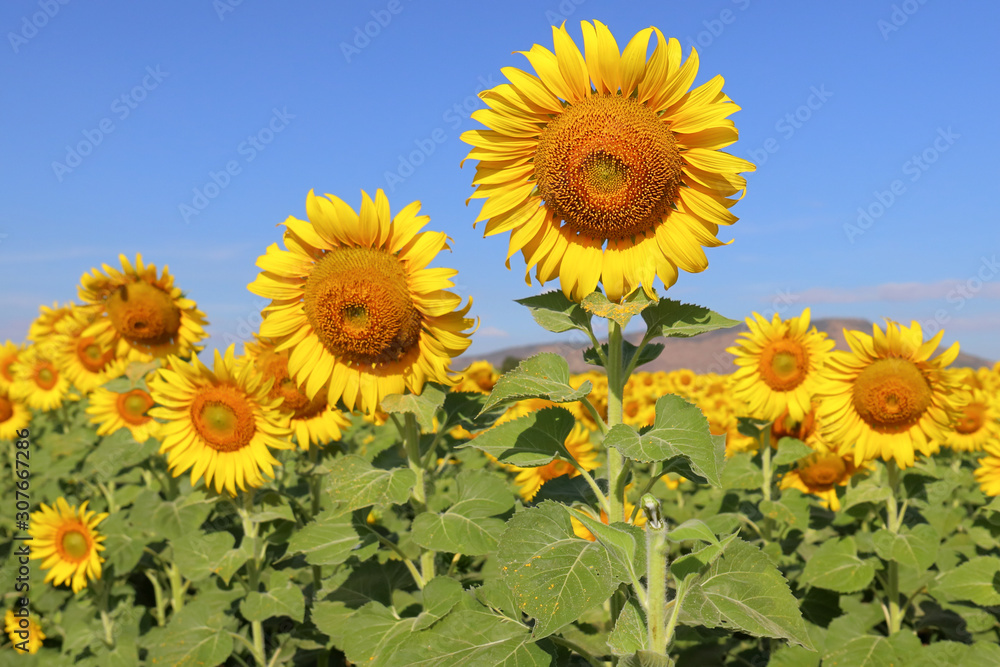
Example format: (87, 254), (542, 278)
(248, 189), (476, 415)
(0, 388), (31, 440)
(28, 498), (108, 593)
(78, 254), (209, 361)
(86, 385), (160, 442)
(9, 346), (70, 412)
(727, 308), (835, 423)
(4, 608), (45, 654)
(509, 421), (599, 501)
(148, 346), (294, 496)
(461, 21), (754, 301)
(0, 341), (24, 394)
(817, 321), (965, 468)
(242, 338), (351, 449)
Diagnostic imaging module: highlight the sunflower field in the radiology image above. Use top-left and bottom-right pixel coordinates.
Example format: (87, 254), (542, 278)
(4, 18), (1000, 667)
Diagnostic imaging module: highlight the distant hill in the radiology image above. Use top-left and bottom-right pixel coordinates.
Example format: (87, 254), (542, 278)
(473, 318), (994, 375)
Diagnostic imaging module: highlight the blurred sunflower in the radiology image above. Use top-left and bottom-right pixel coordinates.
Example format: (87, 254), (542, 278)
(943, 377), (999, 452)
(461, 20), (754, 301)
(248, 189), (475, 414)
(727, 309), (834, 422)
(0, 341), (24, 394)
(242, 338), (351, 449)
(86, 386), (160, 442)
(510, 421), (599, 500)
(148, 346), (294, 496)
(817, 321), (964, 468)
(9, 346), (70, 411)
(0, 388), (31, 440)
(78, 254), (208, 360)
(26, 301), (77, 343)
(779, 449), (864, 511)
(28, 498), (107, 593)
(4, 609), (45, 654)
(452, 360), (500, 394)
(50, 307), (127, 394)
(974, 453), (1000, 496)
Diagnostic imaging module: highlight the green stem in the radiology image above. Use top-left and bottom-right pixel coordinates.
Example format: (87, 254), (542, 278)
(580, 395), (609, 435)
(96, 577), (114, 647)
(166, 562), (186, 614)
(760, 428), (774, 542)
(307, 445), (324, 589)
(646, 518), (669, 654)
(144, 571), (166, 627)
(606, 321), (626, 525)
(360, 524), (426, 589)
(562, 447), (609, 516)
(402, 413), (436, 583)
(662, 583), (689, 654)
(239, 491), (267, 665)
(884, 460), (903, 635)
(96, 481), (118, 514)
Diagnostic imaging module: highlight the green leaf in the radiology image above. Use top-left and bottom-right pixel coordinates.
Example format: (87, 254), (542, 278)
(641, 299), (739, 339)
(480, 353), (592, 415)
(823, 636), (896, 667)
(720, 453), (764, 490)
(679, 538), (812, 648)
(496, 501), (622, 639)
(930, 556), (1000, 606)
(584, 340), (664, 371)
(872, 524), (939, 571)
(413, 576), (466, 630)
(311, 600), (354, 645)
(325, 455), (416, 511)
(581, 290), (652, 328)
(382, 384), (447, 432)
(150, 491), (215, 543)
(212, 539), (254, 585)
(515, 290), (592, 333)
(759, 495), (810, 531)
(144, 600), (235, 667)
(772, 437), (814, 466)
(85, 428), (153, 478)
(458, 406), (576, 467)
(287, 508), (360, 566)
(619, 650), (674, 667)
(604, 395), (725, 487)
(441, 391), (501, 431)
(341, 601), (419, 666)
(800, 537), (875, 593)
(569, 511), (646, 584)
(840, 478), (893, 512)
(412, 470), (516, 555)
(667, 519), (719, 545)
(670, 532), (740, 583)
(241, 585), (305, 622)
(171, 531), (235, 583)
(99, 512), (148, 574)
(251, 489), (296, 523)
(608, 597), (647, 656)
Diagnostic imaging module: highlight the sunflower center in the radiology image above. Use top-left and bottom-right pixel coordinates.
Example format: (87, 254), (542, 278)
(0, 357), (15, 382)
(533, 94), (683, 241)
(76, 337), (114, 373)
(852, 358), (932, 433)
(0, 395), (13, 422)
(758, 340), (808, 392)
(60, 528), (90, 561)
(799, 455), (846, 490)
(106, 282), (181, 346)
(35, 364), (58, 391)
(117, 389), (154, 425)
(955, 402), (986, 434)
(302, 247), (422, 367)
(190, 385), (256, 452)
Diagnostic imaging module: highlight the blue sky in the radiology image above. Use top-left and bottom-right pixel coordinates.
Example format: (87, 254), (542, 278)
(2, 0), (998, 365)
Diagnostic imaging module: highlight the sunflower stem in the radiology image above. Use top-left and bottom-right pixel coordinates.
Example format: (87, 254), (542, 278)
(307, 444), (324, 589)
(884, 460), (903, 635)
(144, 571), (166, 627)
(239, 491), (268, 665)
(166, 562), (186, 614)
(760, 428), (774, 542)
(95, 576), (115, 647)
(606, 319), (628, 635)
(645, 496), (669, 655)
(402, 412), (436, 583)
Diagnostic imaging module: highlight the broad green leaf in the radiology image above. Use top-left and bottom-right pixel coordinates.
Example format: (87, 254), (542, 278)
(496, 501), (622, 639)
(143, 600), (235, 667)
(311, 600), (354, 645)
(800, 537), (875, 593)
(581, 290), (652, 328)
(584, 340), (664, 371)
(382, 384), (447, 432)
(150, 491), (214, 543)
(212, 539), (254, 585)
(412, 470), (516, 555)
(759, 494), (810, 531)
(641, 299), (739, 339)
(458, 407), (576, 467)
(251, 489), (296, 523)
(608, 597), (647, 656)
(667, 519), (719, 545)
(171, 531), (235, 583)
(872, 524), (939, 571)
(619, 650), (674, 667)
(241, 584), (305, 622)
(85, 428), (153, 477)
(569, 510), (646, 583)
(325, 455), (416, 511)
(323, 560), (414, 608)
(930, 556), (1000, 606)
(604, 395), (725, 487)
(414, 576), (466, 630)
(515, 290), (591, 333)
(772, 437), (814, 465)
(448, 469), (518, 518)
(341, 601), (419, 666)
(768, 645), (822, 667)
(679, 538), (812, 648)
(720, 453), (763, 490)
(840, 479), (893, 511)
(822, 636), (895, 667)
(287, 508), (360, 566)
(670, 531), (740, 582)
(441, 391), (502, 431)
(480, 353), (592, 415)
(98, 512), (148, 574)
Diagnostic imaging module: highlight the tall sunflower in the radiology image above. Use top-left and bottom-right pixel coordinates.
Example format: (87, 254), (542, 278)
(727, 308), (835, 423)
(248, 189), (476, 415)
(0, 388), (31, 440)
(4, 608), (45, 654)
(9, 346), (70, 412)
(148, 346), (294, 496)
(817, 321), (964, 468)
(78, 254), (208, 361)
(461, 20), (754, 301)
(28, 498), (108, 593)
(86, 385), (160, 442)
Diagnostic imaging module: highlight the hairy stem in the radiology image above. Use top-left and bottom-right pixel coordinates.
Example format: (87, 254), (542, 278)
(884, 460), (903, 634)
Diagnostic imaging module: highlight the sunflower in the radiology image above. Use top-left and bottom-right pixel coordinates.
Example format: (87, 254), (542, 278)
(28, 498), (108, 593)
(452, 360), (500, 394)
(942, 372), (1000, 453)
(0, 341), (24, 394)
(817, 321), (964, 468)
(148, 346), (294, 496)
(4, 609), (45, 654)
(48, 307), (128, 394)
(86, 386), (160, 442)
(248, 189), (476, 415)
(9, 346), (70, 412)
(510, 421), (599, 500)
(0, 388), (31, 440)
(242, 338), (351, 449)
(78, 254), (208, 361)
(779, 450), (864, 511)
(974, 454), (1000, 497)
(461, 21), (754, 302)
(26, 301), (77, 343)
